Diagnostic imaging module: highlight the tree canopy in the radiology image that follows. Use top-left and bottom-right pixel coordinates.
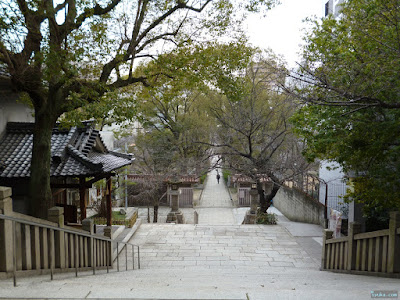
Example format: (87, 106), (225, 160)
(0, 0), (278, 218)
(287, 0), (400, 223)
(210, 52), (310, 212)
(114, 41), (254, 194)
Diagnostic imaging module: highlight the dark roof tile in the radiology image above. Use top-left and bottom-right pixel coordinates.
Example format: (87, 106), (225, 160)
(0, 122), (132, 179)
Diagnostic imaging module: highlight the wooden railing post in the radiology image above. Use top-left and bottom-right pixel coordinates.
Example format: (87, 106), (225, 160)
(48, 206), (65, 268)
(347, 222), (361, 271)
(82, 218), (94, 271)
(388, 211), (400, 273)
(0, 187), (14, 272)
(321, 229), (333, 269)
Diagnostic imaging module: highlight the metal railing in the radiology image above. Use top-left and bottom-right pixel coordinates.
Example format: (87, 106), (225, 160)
(0, 213), (140, 287)
(115, 241), (140, 272)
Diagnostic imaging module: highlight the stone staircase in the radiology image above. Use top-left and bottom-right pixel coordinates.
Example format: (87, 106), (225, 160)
(2, 223), (399, 300)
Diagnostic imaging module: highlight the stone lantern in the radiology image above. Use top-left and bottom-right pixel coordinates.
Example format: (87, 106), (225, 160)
(245, 182), (259, 224)
(166, 177), (185, 224)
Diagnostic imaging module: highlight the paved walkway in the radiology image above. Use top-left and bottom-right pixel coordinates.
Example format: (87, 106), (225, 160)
(197, 169), (235, 225)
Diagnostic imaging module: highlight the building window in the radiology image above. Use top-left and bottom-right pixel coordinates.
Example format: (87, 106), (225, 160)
(325, 1), (330, 17)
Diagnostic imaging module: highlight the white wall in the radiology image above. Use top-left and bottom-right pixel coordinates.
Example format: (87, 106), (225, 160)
(99, 131), (115, 151)
(0, 98), (34, 136)
(101, 120), (143, 151)
(319, 160), (345, 184)
(325, 0), (344, 17)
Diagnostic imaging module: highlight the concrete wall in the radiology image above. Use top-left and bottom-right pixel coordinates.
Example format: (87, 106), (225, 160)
(0, 97), (34, 136)
(0, 75), (34, 136)
(273, 185), (325, 226)
(325, 0), (344, 17)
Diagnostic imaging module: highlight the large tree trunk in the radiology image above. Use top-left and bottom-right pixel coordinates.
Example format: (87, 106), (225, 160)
(29, 109), (58, 219)
(258, 181), (280, 213)
(153, 205), (158, 223)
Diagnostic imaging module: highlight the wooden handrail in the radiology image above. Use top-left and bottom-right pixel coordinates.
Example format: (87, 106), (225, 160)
(325, 236), (348, 244)
(354, 229), (389, 240)
(0, 213), (110, 241)
(1, 212), (141, 287)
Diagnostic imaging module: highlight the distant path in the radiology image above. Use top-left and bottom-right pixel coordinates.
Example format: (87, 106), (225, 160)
(196, 169), (235, 225)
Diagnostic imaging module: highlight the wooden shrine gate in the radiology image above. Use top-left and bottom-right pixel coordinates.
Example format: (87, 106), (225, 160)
(168, 187), (193, 207)
(238, 188), (251, 206)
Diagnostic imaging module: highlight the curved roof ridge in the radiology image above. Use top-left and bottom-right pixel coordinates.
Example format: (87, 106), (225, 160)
(52, 127), (78, 162)
(66, 144), (103, 172)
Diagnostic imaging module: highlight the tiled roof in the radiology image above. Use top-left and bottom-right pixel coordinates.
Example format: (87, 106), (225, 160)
(127, 174), (199, 184)
(231, 174), (271, 183)
(0, 122), (132, 178)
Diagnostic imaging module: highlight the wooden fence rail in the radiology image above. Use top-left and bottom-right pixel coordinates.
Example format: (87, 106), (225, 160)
(0, 187), (112, 284)
(322, 211), (400, 277)
(0, 187), (141, 287)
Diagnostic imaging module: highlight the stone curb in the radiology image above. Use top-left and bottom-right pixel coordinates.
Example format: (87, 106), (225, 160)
(112, 225), (126, 240)
(113, 218), (142, 261)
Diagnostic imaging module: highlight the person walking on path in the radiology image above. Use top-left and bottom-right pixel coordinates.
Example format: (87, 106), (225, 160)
(216, 172), (221, 184)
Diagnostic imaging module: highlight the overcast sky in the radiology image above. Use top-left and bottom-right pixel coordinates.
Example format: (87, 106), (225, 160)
(244, 0), (324, 68)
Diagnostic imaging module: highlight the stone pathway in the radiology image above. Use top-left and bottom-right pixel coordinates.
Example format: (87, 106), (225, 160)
(130, 223), (318, 270)
(197, 169), (235, 225)
(2, 222), (399, 299)
(2, 169), (399, 299)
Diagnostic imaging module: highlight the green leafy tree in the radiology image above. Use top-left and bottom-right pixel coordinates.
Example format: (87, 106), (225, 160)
(210, 52), (311, 212)
(0, 0), (278, 218)
(287, 0), (400, 224)
(124, 42), (257, 220)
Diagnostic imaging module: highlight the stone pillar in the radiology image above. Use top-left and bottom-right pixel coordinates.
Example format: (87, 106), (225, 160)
(103, 225), (113, 268)
(48, 206), (65, 268)
(0, 187), (13, 272)
(388, 211), (400, 273)
(249, 188), (258, 214)
(48, 206), (64, 226)
(346, 222), (361, 271)
(166, 189), (184, 224)
(321, 229), (333, 270)
(244, 187), (258, 224)
(82, 218), (94, 234)
(82, 218), (94, 268)
(170, 189), (179, 212)
(348, 201), (365, 232)
(104, 226), (112, 238)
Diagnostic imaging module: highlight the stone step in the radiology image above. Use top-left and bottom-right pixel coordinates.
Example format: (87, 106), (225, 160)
(1, 266), (399, 300)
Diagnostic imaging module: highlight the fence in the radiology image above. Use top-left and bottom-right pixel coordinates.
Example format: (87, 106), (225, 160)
(288, 175), (349, 224)
(0, 187), (140, 286)
(179, 188), (193, 207)
(238, 188), (250, 206)
(167, 187), (193, 207)
(319, 181), (349, 218)
(322, 211), (400, 277)
(287, 174), (320, 202)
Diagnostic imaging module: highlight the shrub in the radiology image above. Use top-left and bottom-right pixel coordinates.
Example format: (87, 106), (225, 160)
(256, 210), (277, 225)
(222, 169), (230, 183)
(200, 173), (207, 184)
